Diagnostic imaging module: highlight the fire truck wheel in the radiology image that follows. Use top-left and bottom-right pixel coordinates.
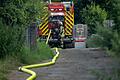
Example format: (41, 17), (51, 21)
(71, 41), (75, 48)
(64, 42), (74, 48)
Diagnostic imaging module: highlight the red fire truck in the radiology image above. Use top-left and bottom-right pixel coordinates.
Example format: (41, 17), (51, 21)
(38, 1), (74, 48)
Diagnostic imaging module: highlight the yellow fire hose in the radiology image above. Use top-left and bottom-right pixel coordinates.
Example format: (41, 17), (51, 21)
(19, 30), (60, 80)
(46, 30), (51, 44)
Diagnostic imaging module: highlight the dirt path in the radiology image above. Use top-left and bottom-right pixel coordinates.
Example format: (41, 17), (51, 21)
(9, 48), (119, 80)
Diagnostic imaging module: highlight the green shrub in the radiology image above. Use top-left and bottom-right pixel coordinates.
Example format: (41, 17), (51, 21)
(96, 24), (113, 49)
(0, 0), (51, 79)
(92, 69), (120, 80)
(110, 32), (120, 57)
(86, 34), (103, 48)
(87, 24), (113, 49)
(0, 21), (24, 58)
(0, 41), (54, 80)
(0, 55), (20, 80)
(19, 42), (54, 64)
(81, 3), (107, 35)
(0, 73), (7, 80)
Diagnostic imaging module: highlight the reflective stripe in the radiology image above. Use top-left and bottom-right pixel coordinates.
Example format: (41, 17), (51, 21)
(42, 14), (48, 20)
(67, 11), (74, 17)
(64, 11), (74, 36)
(41, 22), (48, 32)
(39, 14), (48, 28)
(39, 17), (48, 28)
(65, 28), (71, 35)
(65, 17), (73, 26)
(65, 20), (73, 29)
(39, 14), (49, 36)
(43, 28), (49, 35)
(66, 13), (74, 22)
(65, 23), (72, 32)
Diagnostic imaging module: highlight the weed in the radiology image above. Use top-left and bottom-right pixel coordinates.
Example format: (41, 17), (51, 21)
(19, 42), (54, 64)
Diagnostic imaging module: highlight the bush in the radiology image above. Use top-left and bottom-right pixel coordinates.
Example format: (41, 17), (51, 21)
(110, 32), (120, 57)
(96, 24), (113, 49)
(0, 0), (52, 79)
(86, 24), (113, 49)
(0, 0), (48, 58)
(0, 55), (20, 80)
(19, 42), (54, 64)
(86, 34), (103, 48)
(81, 3), (107, 35)
(92, 69), (120, 80)
(0, 41), (54, 80)
(0, 21), (24, 58)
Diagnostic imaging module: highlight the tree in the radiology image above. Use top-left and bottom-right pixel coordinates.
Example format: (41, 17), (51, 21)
(0, 0), (47, 58)
(81, 4), (107, 35)
(74, 0), (113, 24)
(74, 0), (95, 24)
(110, 0), (120, 31)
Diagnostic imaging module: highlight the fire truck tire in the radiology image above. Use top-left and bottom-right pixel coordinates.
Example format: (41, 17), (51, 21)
(70, 41), (75, 48)
(64, 41), (74, 48)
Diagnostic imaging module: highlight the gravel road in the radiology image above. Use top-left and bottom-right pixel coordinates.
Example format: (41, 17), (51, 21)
(9, 48), (119, 80)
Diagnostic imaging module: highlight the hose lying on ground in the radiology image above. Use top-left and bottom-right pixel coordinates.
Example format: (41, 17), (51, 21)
(19, 30), (60, 80)
(19, 48), (60, 80)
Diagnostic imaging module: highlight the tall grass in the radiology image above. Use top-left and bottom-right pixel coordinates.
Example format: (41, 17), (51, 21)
(0, 0), (50, 79)
(87, 24), (120, 80)
(0, 55), (20, 80)
(19, 42), (54, 64)
(0, 21), (24, 58)
(0, 42), (54, 80)
(91, 69), (120, 80)
(0, 21), (54, 79)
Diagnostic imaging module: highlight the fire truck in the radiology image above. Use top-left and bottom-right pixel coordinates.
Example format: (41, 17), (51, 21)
(38, 1), (74, 48)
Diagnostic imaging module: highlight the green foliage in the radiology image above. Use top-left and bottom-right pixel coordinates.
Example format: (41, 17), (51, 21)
(0, 62), (8, 80)
(19, 42), (54, 64)
(0, 55), (20, 80)
(25, 0), (47, 24)
(74, 0), (111, 24)
(0, 0), (52, 79)
(0, 21), (24, 58)
(74, 0), (120, 80)
(111, 0), (120, 31)
(110, 32), (120, 57)
(91, 69), (120, 80)
(0, 0), (27, 26)
(86, 34), (103, 48)
(0, 0), (48, 58)
(74, 0), (119, 31)
(86, 24), (113, 49)
(0, 0), (47, 26)
(96, 25), (113, 49)
(81, 4), (107, 35)
(87, 23), (120, 58)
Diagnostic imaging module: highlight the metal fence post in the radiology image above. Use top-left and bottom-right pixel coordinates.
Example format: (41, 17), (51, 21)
(26, 22), (37, 52)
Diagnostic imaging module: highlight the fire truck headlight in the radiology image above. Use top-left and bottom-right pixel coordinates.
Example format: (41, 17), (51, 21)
(59, 9), (62, 11)
(51, 9), (54, 11)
